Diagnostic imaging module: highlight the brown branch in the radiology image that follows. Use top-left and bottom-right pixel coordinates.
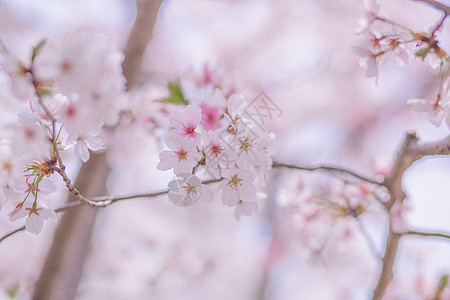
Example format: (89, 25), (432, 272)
(432, 14), (448, 35)
(0, 177), (223, 244)
(53, 166), (104, 207)
(123, 0), (163, 88)
(403, 229), (450, 240)
(371, 133), (450, 300)
(0, 226), (26, 243)
(414, 0), (450, 15)
(272, 161), (383, 186)
(384, 133), (450, 209)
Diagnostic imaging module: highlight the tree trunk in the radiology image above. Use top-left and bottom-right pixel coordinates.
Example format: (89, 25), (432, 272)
(31, 1), (163, 299)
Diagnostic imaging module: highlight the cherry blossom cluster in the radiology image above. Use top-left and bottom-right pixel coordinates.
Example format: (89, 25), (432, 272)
(157, 88), (279, 219)
(277, 175), (387, 255)
(354, 0), (450, 129)
(0, 30), (128, 233)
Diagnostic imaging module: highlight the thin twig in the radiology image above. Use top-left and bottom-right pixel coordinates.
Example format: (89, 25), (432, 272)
(0, 226), (26, 243)
(0, 177), (223, 243)
(354, 216), (382, 260)
(403, 229), (450, 240)
(431, 14), (448, 36)
(272, 161), (383, 186)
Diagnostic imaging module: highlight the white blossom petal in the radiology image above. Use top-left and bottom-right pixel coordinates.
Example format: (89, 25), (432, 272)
(26, 213), (44, 234)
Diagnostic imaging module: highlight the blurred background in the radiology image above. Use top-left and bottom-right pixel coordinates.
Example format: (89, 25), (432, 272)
(0, 0), (449, 299)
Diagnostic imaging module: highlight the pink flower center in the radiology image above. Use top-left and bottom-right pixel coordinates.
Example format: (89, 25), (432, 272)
(61, 59), (72, 73)
(25, 128), (36, 140)
(210, 143), (223, 155)
(66, 105), (77, 118)
(183, 122), (197, 138)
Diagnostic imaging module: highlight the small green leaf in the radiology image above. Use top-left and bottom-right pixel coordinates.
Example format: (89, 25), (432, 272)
(157, 82), (189, 105)
(31, 39), (46, 63)
(437, 274), (449, 293)
(415, 48), (430, 60)
(36, 175), (44, 185)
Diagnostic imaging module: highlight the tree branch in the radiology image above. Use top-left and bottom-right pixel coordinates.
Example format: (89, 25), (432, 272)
(272, 161), (383, 186)
(384, 133), (450, 209)
(0, 226), (26, 243)
(403, 229), (450, 240)
(413, 0), (450, 15)
(123, 0), (163, 88)
(0, 178), (223, 244)
(371, 132), (450, 300)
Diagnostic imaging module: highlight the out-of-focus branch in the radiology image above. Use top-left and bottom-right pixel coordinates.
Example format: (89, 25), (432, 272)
(272, 161), (383, 186)
(414, 0), (450, 15)
(123, 0), (163, 88)
(404, 229), (450, 240)
(371, 133), (450, 300)
(354, 216), (382, 260)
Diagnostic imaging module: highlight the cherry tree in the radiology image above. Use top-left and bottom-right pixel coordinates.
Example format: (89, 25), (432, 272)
(0, 0), (449, 299)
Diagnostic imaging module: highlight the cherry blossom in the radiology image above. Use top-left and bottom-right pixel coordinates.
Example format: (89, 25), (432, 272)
(389, 38), (410, 67)
(353, 30), (385, 79)
(234, 127), (271, 171)
(19, 94), (68, 125)
(219, 169), (256, 207)
(7, 177), (56, 207)
(169, 105), (202, 142)
(355, 0), (380, 34)
(9, 203), (57, 234)
(224, 94), (248, 127)
(407, 98), (447, 127)
(157, 131), (201, 175)
(202, 128), (233, 165)
(71, 134), (105, 163)
(168, 175), (213, 207)
(411, 33), (447, 69)
(0, 144), (27, 187)
(0, 57), (34, 101)
(11, 120), (50, 160)
(34, 30), (125, 96)
(59, 96), (103, 137)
